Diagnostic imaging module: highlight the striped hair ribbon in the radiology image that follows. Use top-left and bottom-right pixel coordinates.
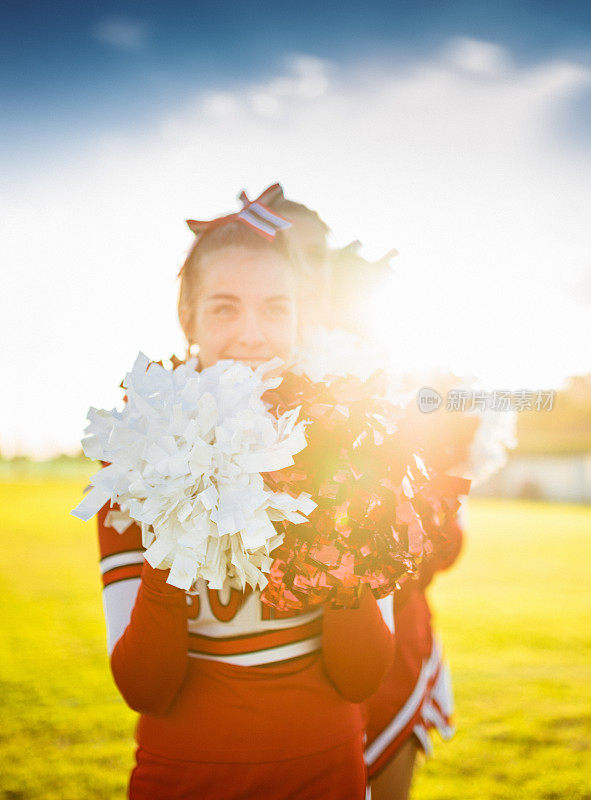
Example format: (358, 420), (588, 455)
(186, 184), (292, 241)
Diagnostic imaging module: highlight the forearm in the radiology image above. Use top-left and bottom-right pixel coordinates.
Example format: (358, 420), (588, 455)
(322, 585), (394, 703)
(110, 561), (189, 716)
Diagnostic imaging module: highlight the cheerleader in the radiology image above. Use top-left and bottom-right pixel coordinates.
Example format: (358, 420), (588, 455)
(96, 190), (394, 799)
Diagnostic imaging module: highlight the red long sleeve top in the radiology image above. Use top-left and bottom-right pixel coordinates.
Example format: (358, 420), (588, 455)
(98, 502), (393, 763)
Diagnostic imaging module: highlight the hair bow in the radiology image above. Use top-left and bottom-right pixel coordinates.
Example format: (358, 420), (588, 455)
(238, 182), (285, 208)
(186, 184), (292, 241)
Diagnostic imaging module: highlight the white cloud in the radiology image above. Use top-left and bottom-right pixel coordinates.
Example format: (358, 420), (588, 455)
(445, 37), (511, 76)
(2, 40), (591, 457)
(201, 92), (242, 118)
(201, 55), (331, 120)
(92, 17), (149, 51)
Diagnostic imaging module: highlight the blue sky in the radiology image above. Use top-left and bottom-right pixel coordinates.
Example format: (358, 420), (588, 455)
(4, 1), (591, 157)
(2, 2), (591, 456)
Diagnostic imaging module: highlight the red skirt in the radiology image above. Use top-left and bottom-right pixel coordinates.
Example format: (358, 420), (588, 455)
(129, 734), (367, 800)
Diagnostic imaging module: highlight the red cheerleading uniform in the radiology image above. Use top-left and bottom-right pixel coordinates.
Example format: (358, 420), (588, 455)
(97, 502), (394, 799)
(363, 513), (465, 778)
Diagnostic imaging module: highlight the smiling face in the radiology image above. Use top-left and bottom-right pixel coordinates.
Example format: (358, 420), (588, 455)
(191, 245), (299, 370)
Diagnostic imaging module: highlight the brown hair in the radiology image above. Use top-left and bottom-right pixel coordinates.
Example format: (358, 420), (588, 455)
(264, 193), (332, 328)
(267, 195), (330, 264)
(177, 220), (304, 346)
(266, 196), (330, 237)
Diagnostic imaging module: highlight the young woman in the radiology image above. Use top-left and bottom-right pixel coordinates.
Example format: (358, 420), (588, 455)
(97, 197), (394, 799)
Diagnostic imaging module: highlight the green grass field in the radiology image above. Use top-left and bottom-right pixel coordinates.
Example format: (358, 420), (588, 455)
(1, 478), (590, 799)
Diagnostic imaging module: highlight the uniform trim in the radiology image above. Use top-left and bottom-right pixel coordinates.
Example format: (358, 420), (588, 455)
(365, 640), (445, 777)
(100, 550), (144, 588)
(188, 635), (323, 667)
(100, 549), (144, 574)
(102, 563), (144, 587)
(412, 662), (455, 756)
(102, 576), (142, 656)
(188, 616), (323, 656)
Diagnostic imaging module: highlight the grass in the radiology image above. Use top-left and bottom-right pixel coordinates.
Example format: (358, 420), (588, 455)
(412, 499), (591, 800)
(0, 477), (135, 800)
(1, 478), (590, 799)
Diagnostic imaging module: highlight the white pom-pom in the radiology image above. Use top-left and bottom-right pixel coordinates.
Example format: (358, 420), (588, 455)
(72, 355), (315, 591)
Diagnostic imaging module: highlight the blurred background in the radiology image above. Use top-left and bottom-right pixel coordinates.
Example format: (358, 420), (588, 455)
(3, 0), (591, 468)
(1, 2), (590, 799)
